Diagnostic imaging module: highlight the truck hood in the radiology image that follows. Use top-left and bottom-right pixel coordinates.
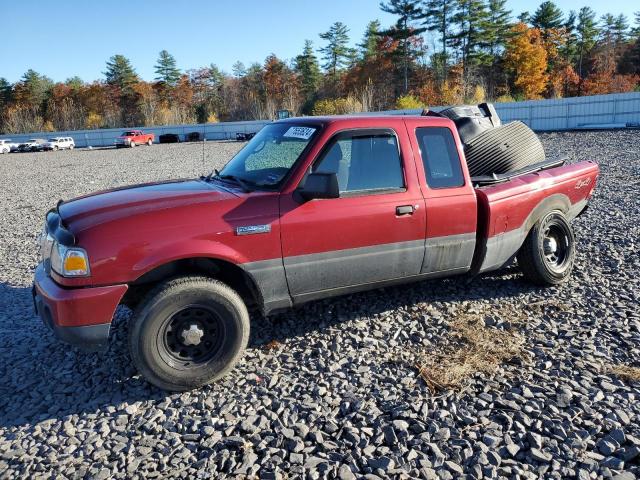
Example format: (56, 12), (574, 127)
(59, 179), (237, 234)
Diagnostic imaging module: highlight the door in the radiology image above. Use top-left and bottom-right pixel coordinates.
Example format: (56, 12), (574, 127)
(404, 119), (478, 275)
(279, 128), (426, 297)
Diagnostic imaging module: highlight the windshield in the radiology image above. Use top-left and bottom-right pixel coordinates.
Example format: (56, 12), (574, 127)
(48, 138), (59, 142)
(123, 131), (137, 136)
(218, 123), (318, 187)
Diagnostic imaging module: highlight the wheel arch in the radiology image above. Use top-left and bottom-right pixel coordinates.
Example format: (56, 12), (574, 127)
(122, 256), (265, 314)
(473, 193), (572, 274)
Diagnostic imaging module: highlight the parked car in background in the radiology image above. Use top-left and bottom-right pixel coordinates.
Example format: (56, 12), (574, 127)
(115, 130), (154, 148)
(18, 139), (46, 152)
(159, 133), (180, 144)
(0, 139), (15, 154)
(43, 137), (75, 151)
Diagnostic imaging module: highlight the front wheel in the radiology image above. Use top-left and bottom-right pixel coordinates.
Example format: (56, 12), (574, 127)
(128, 276), (250, 391)
(130, 141), (136, 148)
(147, 139), (152, 146)
(517, 211), (575, 285)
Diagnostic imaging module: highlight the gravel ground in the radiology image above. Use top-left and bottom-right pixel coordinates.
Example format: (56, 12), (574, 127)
(1, 132), (639, 479)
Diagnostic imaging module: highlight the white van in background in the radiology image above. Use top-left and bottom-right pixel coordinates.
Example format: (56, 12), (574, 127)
(42, 137), (75, 151)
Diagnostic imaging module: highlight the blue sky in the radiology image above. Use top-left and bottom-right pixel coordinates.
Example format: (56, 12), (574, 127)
(2, 0), (637, 83)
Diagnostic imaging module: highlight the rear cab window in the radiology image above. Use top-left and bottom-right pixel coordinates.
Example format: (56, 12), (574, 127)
(416, 127), (464, 189)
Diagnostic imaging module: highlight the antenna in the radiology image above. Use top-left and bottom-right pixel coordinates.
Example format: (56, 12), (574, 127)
(202, 120), (205, 173)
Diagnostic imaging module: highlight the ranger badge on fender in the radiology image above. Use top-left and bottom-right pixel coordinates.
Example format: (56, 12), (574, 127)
(236, 224), (271, 235)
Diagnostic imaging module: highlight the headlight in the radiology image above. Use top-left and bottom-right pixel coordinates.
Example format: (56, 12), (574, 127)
(50, 243), (90, 277)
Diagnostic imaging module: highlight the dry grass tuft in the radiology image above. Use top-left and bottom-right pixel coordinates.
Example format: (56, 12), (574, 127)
(609, 364), (640, 382)
(416, 308), (527, 393)
(264, 339), (282, 351)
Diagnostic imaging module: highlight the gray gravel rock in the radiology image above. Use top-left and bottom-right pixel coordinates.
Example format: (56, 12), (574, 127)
(1, 132), (640, 478)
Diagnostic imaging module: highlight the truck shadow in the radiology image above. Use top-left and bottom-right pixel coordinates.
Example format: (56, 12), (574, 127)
(0, 269), (539, 429)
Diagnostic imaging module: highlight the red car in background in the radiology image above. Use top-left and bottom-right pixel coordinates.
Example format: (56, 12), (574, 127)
(115, 130), (154, 148)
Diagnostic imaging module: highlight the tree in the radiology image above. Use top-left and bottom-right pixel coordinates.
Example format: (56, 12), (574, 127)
(154, 50), (181, 86)
(450, 0), (489, 93)
(104, 55), (138, 91)
(575, 7), (598, 91)
(319, 22), (353, 79)
(504, 23), (549, 99)
(423, 0), (455, 81)
(518, 11), (531, 24)
(0, 78), (11, 106)
(232, 61), (246, 78)
(632, 11), (640, 39)
(379, 0), (427, 93)
(613, 14), (629, 45)
(480, 0), (512, 96)
(65, 76), (84, 90)
(359, 20), (382, 60)
(15, 69), (53, 107)
(295, 40), (321, 110)
(531, 1), (564, 38)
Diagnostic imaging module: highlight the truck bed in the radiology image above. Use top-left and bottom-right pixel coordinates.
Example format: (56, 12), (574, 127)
(472, 160), (599, 274)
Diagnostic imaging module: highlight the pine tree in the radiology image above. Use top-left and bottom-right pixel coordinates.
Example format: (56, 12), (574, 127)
(18, 69), (53, 107)
(319, 22), (353, 79)
(517, 12), (531, 24)
(613, 14), (629, 44)
(154, 50), (181, 86)
(424, 0), (454, 63)
(359, 20), (382, 60)
(531, 1), (564, 38)
(0, 78), (11, 108)
(379, 0), (427, 94)
(232, 61), (246, 78)
(423, 0), (455, 84)
(576, 6), (598, 85)
(450, 0), (489, 92)
(295, 40), (321, 106)
(480, 0), (513, 97)
(104, 55), (138, 91)
(632, 12), (640, 38)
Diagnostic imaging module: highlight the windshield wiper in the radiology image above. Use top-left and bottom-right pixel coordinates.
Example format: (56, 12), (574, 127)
(211, 173), (254, 192)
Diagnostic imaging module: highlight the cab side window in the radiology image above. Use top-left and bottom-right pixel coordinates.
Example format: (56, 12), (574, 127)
(416, 127), (464, 189)
(313, 131), (404, 194)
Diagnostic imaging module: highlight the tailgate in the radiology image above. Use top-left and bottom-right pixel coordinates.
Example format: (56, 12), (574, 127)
(472, 160), (599, 273)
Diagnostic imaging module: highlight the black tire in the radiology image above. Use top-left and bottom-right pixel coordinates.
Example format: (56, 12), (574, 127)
(130, 141), (136, 148)
(128, 276), (250, 391)
(147, 139), (152, 146)
(517, 211), (575, 285)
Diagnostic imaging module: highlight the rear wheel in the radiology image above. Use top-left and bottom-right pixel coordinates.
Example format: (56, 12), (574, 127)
(517, 211), (575, 285)
(128, 276), (250, 391)
(130, 141), (136, 148)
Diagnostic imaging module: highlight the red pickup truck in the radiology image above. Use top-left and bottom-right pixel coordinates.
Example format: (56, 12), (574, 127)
(33, 114), (598, 390)
(115, 130), (154, 148)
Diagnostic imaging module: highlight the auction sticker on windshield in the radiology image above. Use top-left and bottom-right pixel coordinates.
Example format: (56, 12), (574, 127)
(283, 126), (315, 140)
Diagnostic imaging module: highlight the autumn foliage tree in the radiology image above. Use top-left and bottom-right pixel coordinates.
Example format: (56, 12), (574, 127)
(504, 23), (549, 99)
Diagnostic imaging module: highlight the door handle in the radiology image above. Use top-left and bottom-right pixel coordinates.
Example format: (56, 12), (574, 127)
(396, 205), (414, 216)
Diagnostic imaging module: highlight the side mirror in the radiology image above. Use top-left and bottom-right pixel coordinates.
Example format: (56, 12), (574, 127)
(297, 172), (340, 201)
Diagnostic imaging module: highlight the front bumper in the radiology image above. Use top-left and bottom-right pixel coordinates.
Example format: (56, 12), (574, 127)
(32, 263), (128, 351)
